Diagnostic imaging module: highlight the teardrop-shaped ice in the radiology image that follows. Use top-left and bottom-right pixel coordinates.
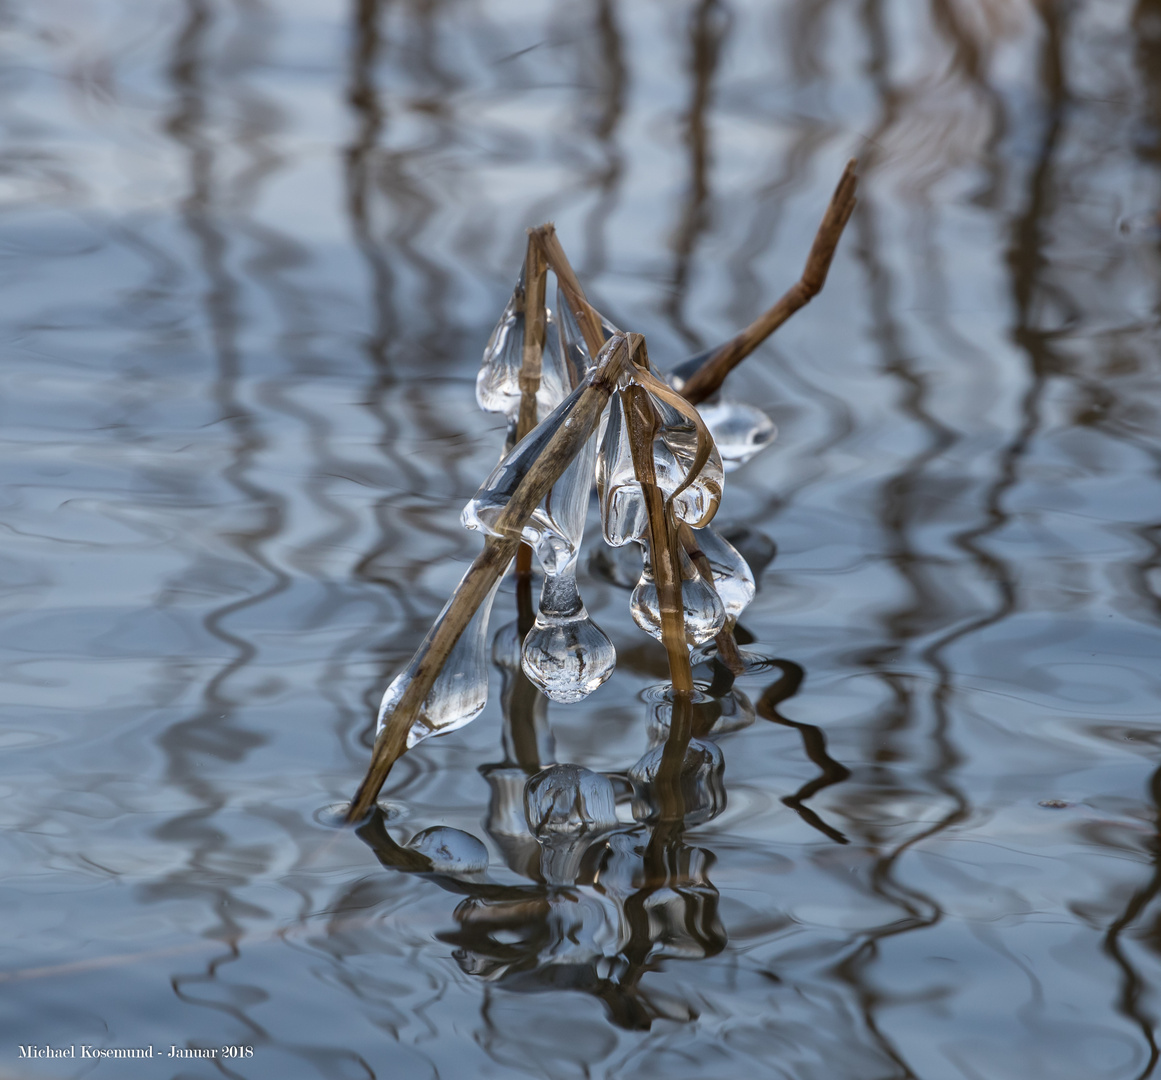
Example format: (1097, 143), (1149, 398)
(597, 390), (650, 547)
(524, 764), (617, 838)
(688, 525), (755, 619)
(630, 540), (726, 646)
(476, 269), (525, 419)
(376, 577), (501, 747)
(597, 389), (723, 540)
(697, 400), (776, 472)
(406, 826), (490, 873)
(649, 393), (724, 527)
(717, 524), (777, 585)
(556, 287), (621, 378)
(536, 309), (573, 420)
(532, 425), (598, 575)
(521, 557), (616, 703)
(476, 267), (573, 424)
(462, 380), (590, 545)
(628, 737), (726, 826)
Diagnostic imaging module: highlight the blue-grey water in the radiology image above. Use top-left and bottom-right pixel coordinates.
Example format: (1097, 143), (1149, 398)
(2, 0), (1161, 1077)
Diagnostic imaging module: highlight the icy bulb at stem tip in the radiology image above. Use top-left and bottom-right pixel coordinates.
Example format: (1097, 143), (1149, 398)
(630, 538), (725, 646)
(521, 556), (616, 703)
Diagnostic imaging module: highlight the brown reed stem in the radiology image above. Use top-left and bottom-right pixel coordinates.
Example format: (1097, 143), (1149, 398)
(678, 159), (858, 405)
(531, 223), (606, 360)
(677, 521), (745, 675)
(623, 370), (694, 696)
(514, 233), (549, 597)
(346, 336), (638, 822)
(516, 234), (547, 443)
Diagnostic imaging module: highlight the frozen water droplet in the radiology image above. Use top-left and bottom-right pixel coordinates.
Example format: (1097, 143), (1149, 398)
(598, 389), (724, 535)
(476, 270), (525, 419)
(651, 394), (724, 527)
(557, 288), (621, 377)
(376, 578), (501, 747)
(536, 309), (573, 420)
(556, 289), (590, 380)
(531, 425), (598, 576)
(696, 400), (776, 471)
(521, 559), (616, 703)
(524, 764), (617, 838)
(406, 826), (490, 873)
(508, 410), (615, 703)
(630, 541), (726, 646)
(597, 391), (650, 547)
(476, 270), (573, 424)
(717, 524), (777, 583)
(628, 737), (726, 825)
(462, 380), (591, 549)
(688, 525), (755, 619)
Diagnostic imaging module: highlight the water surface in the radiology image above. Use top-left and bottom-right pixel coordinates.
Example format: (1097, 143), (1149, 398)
(2, 0), (1161, 1077)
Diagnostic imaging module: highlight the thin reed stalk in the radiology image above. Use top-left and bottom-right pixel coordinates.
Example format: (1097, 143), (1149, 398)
(678, 159), (858, 405)
(678, 521), (745, 675)
(532, 224), (605, 357)
(514, 233), (549, 591)
(623, 376), (694, 695)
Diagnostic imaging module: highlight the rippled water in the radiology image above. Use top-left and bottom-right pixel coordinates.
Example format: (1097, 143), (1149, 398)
(2, 0), (1161, 1076)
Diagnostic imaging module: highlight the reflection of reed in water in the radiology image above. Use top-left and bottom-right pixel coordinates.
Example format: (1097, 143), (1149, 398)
(355, 593), (850, 1029)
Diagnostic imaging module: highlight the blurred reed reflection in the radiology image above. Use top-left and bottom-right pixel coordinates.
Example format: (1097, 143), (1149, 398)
(353, 596), (850, 1031)
(2, 0), (1160, 1075)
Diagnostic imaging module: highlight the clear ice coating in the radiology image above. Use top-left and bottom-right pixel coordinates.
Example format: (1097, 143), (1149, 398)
(518, 424), (616, 703)
(597, 391), (650, 548)
(475, 267), (573, 424)
(596, 388), (724, 546)
(524, 764), (617, 838)
(628, 737), (726, 826)
(697, 400), (776, 472)
(556, 287), (621, 377)
(475, 267), (525, 418)
(689, 525), (756, 619)
(533, 423), (599, 576)
(462, 380), (590, 546)
(650, 393), (724, 527)
(406, 826), (491, 874)
(376, 577), (501, 748)
(521, 556), (616, 703)
(630, 540), (726, 646)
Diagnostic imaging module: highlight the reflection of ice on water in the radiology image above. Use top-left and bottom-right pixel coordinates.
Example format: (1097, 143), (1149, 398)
(406, 826), (489, 874)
